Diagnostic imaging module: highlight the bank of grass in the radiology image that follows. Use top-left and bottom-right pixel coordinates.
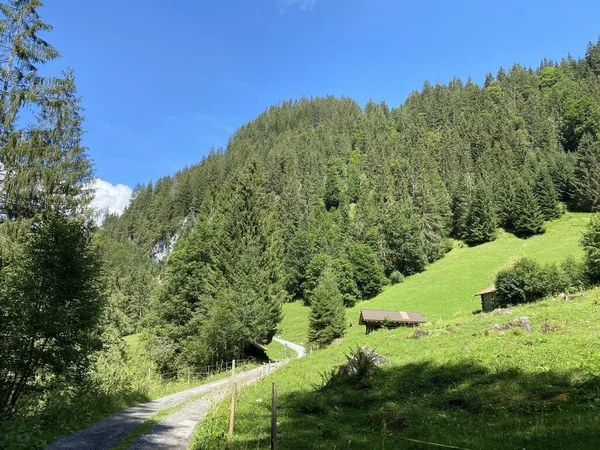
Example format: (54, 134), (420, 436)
(193, 290), (600, 450)
(277, 212), (592, 344)
(0, 333), (235, 450)
(192, 212), (600, 449)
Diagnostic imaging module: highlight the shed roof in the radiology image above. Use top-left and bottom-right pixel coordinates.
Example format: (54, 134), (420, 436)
(475, 285), (497, 296)
(359, 309), (426, 325)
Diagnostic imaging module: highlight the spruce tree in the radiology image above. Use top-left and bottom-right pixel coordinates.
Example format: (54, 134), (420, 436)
(217, 162), (285, 346)
(512, 179), (545, 237)
(465, 182), (497, 245)
(534, 168), (562, 220)
(308, 267), (345, 346)
(0, 0), (60, 133)
(452, 174), (473, 240)
(582, 214), (600, 284)
(572, 134), (600, 212)
(0, 1), (92, 222)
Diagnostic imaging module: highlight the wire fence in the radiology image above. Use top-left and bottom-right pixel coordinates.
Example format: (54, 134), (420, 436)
(153, 358), (258, 382)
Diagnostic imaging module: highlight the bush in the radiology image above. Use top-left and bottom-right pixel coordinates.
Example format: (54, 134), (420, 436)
(495, 256), (584, 307)
(389, 270), (405, 285)
(495, 258), (554, 307)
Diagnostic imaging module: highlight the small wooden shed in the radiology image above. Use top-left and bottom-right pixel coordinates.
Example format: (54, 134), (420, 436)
(475, 285), (497, 312)
(359, 309), (426, 334)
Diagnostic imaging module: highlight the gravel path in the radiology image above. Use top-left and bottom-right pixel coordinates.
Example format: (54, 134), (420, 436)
(46, 364), (279, 450)
(273, 337), (307, 358)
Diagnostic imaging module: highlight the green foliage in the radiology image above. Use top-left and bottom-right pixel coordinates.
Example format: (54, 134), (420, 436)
(0, 213), (104, 419)
(388, 270), (405, 285)
(147, 162), (285, 374)
(347, 242), (386, 300)
(572, 134), (600, 212)
(465, 182), (497, 245)
(534, 168), (562, 220)
(582, 214), (600, 284)
(495, 257), (573, 307)
(94, 231), (157, 335)
(308, 267), (346, 346)
(512, 179), (545, 237)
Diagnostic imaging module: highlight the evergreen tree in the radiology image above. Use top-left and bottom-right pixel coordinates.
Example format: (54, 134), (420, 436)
(572, 134), (600, 212)
(582, 214), (600, 284)
(324, 165), (344, 210)
(308, 267), (345, 346)
(512, 179), (545, 237)
(534, 168), (562, 220)
(0, 213), (103, 419)
(451, 174), (473, 240)
(465, 182), (497, 245)
(0, 0), (60, 133)
(347, 242), (386, 300)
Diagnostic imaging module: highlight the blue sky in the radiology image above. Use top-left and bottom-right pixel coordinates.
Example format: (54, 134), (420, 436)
(40, 0), (600, 213)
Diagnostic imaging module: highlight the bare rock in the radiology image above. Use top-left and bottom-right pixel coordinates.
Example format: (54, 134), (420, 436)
(486, 316), (532, 334)
(492, 308), (513, 316)
(408, 328), (429, 339)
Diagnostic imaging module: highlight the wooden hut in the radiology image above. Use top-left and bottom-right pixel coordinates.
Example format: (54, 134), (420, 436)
(359, 309), (426, 334)
(475, 285), (497, 312)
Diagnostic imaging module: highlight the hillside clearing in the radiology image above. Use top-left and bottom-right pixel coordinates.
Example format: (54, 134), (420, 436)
(191, 212), (600, 449)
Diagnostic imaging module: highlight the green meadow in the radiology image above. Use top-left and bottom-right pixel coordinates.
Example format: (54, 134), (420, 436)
(192, 212), (600, 449)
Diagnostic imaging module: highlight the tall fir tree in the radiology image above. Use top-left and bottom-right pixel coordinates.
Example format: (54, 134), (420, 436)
(451, 173), (473, 240)
(534, 168), (562, 220)
(0, 0), (60, 133)
(512, 179), (545, 237)
(308, 266), (345, 346)
(465, 182), (497, 245)
(572, 134), (600, 212)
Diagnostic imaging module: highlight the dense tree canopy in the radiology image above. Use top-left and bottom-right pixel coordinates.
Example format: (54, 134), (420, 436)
(103, 38), (600, 359)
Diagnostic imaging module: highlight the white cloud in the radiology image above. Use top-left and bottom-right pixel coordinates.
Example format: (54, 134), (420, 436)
(277, 0), (316, 13)
(90, 178), (133, 225)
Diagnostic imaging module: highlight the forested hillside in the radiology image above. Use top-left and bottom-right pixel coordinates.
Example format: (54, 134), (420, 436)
(104, 39), (600, 373)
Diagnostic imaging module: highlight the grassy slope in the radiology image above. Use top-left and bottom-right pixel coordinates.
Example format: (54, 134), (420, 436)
(277, 212), (590, 344)
(192, 213), (600, 449)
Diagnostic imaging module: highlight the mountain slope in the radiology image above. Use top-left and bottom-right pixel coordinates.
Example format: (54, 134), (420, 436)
(193, 212), (600, 450)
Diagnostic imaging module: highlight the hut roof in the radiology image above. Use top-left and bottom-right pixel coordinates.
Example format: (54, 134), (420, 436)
(475, 285), (497, 296)
(359, 309), (426, 325)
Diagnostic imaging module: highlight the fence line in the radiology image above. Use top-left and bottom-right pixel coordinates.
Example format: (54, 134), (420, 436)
(153, 358), (257, 381)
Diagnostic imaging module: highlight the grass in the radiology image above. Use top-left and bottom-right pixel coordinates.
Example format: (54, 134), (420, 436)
(110, 362), (258, 450)
(0, 333), (242, 450)
(191, 212), (600, 449)
(276, 212), (592, 344)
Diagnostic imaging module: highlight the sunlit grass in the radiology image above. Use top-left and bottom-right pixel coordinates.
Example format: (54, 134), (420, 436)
(192, 212), (600, 449)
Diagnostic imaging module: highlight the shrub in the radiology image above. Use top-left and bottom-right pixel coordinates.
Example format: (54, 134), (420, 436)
(495, 258), (548, 306)
(495, 256), (583, 307)
(389, 270), (405, 285)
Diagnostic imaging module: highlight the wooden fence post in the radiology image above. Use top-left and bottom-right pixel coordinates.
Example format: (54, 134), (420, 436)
(271, 382), (277, 450)
(227, 382), (237, 439)
(231, 359), (236, 382)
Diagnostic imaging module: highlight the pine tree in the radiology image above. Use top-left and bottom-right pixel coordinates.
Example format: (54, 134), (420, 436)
(534, 168), (562, 220)
(217, 162), (285, 345)
(572, 134), (600, 212)
(0, 1), (91, 222)
(512, 179), (545, 237)
(465, 182), (497, 245)
(0, 0), (60, 133)
(308, 267), (345, 346)
(347, 242), (385, 300)
(582, 214), (600, 284)
(451, 174), (473, 240)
